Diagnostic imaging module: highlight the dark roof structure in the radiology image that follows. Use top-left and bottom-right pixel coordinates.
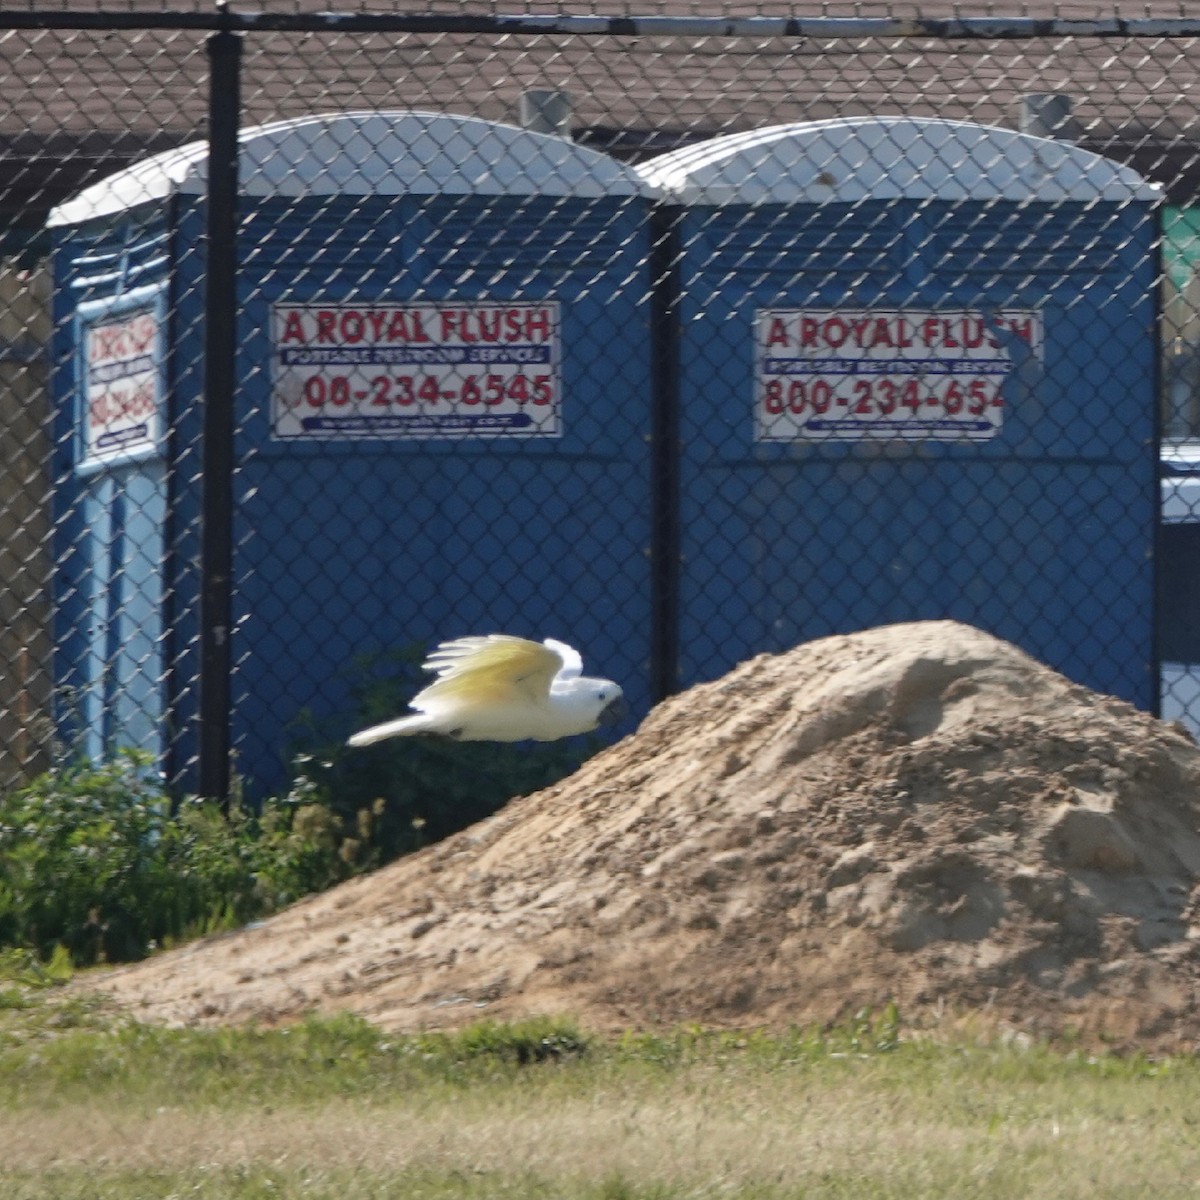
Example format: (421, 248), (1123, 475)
(4, 1), (1200, 251)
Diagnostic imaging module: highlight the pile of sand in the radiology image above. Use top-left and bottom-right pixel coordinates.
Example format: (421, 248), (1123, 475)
(88, 621), (1200, 1049)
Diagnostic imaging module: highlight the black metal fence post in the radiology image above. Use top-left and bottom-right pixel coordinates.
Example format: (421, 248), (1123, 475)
(1151, 220), (1166, 719)
(199, 26), (241, 802)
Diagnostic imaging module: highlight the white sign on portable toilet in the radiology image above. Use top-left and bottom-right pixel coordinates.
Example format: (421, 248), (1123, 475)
(270, 299), (562, 439)
(76, 287), (166, 468)
(755, 306), (1044, 442)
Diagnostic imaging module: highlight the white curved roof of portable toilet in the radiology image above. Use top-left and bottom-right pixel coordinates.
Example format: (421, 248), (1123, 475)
(48, 110), (658, 227)
(635, 116), (1160, 204)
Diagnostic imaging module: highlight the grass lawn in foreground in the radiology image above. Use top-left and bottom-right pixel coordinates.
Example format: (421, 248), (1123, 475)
(2, 977), (1199, 1200)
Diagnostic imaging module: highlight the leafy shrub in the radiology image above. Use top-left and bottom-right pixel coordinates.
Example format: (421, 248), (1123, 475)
(0, 645), (604, 966)
(0, 945), (73, 988)
(447, 1017), (591, 1064)
(0, 749), (347, 965)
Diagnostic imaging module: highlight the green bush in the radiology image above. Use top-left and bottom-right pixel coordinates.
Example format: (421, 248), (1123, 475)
(0, 750), (347, 965)
(0, 645), (604, 967)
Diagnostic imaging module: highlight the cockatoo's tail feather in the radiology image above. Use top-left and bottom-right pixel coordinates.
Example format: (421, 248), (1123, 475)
(346, 712), (437, 746)
(346, 634), (623, 746)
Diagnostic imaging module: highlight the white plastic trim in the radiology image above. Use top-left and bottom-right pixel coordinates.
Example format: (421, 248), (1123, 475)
(636, 116), (1161, 204)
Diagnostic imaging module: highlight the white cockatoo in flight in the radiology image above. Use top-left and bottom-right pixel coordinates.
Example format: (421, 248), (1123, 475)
(347, 635), (626, 747)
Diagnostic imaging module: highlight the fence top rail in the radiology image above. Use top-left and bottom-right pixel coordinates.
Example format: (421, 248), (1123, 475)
(4, 8), (1200, 36)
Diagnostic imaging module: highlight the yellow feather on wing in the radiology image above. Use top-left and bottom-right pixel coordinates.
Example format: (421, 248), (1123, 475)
(412, 636), (563, 710)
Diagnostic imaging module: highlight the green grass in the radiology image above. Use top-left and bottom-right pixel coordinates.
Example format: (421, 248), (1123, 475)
(2, 976), (1199, 1199)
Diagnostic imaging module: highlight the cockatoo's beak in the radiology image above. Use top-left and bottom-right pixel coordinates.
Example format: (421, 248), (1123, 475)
(597, 695), (629, 727)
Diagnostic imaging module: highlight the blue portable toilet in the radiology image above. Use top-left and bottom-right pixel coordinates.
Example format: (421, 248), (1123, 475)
(637, 116), (1161, 708)
(49, 111), (658, 792)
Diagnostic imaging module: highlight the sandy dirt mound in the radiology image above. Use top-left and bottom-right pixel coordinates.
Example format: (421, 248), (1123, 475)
(87, 621), (1200, 1049)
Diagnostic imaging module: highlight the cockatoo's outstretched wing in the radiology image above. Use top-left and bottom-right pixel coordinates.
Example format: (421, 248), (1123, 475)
(541, 637), (583, 679)
(414, 635), (565, 709)
(346, 634), (622, 747)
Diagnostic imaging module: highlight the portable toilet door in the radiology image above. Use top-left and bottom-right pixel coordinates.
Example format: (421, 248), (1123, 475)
(638, 117), (1161, 708)
(51, 111), (659, 794)
(47, 218), (171, 766)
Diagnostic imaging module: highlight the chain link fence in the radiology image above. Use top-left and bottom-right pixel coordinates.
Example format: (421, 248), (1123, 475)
(2, 5), (1199, 798)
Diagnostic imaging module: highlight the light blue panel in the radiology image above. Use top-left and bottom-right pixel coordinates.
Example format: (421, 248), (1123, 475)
(108, 462), (167, 758)
(80, 475), (115, 763)
(74, 465), (167, 761)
